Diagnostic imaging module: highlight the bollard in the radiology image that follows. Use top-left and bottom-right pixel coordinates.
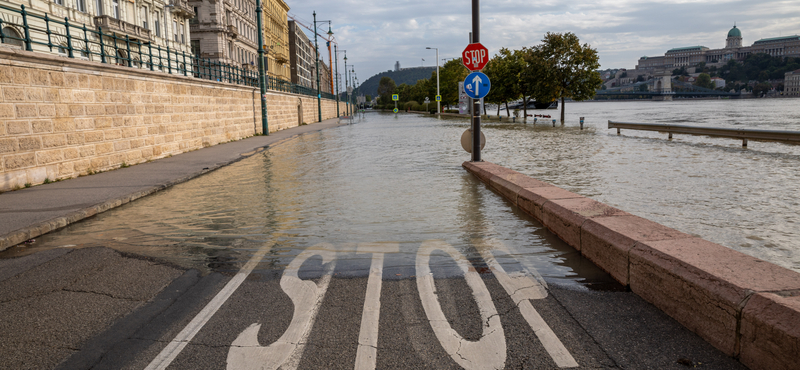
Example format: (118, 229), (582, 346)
(580, 117), (584, 130)
(533, 117), (537, 125)
(552, 119), (556, 127)
(512, 117), (516, 123)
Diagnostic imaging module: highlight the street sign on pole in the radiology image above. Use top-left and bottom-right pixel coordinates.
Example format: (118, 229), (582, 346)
(435, 95), (441, 101)
(462, 43), (489, 71)
(392, 94), (399, 101)
(464, 72), (490, 99)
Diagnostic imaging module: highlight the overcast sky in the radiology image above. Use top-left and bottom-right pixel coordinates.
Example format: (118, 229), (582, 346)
(286, 0), (800, 85)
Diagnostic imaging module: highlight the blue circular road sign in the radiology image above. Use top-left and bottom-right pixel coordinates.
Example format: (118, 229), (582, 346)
(464, 72), (491, 99)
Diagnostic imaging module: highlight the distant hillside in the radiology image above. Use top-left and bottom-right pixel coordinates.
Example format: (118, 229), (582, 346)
(359, 67), (436, 98)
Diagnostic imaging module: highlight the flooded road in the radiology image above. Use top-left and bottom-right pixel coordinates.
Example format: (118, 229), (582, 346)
(6, 112), (609, 288)
(5, 98), (799, 280)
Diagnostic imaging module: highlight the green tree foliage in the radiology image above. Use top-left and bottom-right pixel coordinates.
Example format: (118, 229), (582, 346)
(695, 73), (715, 89)
(638, 83), (649, 92)
(483, 48), (522, 116)
(532, 32), (602, 123)
(636, 75), (645, 82)
(719, 54), (800, 82)
(752, 82), (772, 97)
(377, 77), (396, 105)
(438, 58), (470, 108)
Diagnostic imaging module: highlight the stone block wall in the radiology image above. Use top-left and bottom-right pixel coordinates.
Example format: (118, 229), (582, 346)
(0, 46), (343, 192)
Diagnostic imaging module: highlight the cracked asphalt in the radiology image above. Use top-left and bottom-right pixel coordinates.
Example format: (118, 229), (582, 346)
(0, 245), (748, 369)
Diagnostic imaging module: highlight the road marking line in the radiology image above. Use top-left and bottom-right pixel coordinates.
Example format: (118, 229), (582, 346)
(227, 244), (337, 370)
(416, 240), (507, 370)
(145, 243), (274, 370)
(354, 242), (400, 370)
(476, 238), (579, 368)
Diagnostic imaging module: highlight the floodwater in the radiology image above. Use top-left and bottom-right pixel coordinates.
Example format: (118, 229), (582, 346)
(5, 98), (799, 284)
(486, 98), (800, 273)
(4, 111), (613, 288)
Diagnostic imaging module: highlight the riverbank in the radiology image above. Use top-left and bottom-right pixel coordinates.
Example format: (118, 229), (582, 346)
(463, 160), (800, 370)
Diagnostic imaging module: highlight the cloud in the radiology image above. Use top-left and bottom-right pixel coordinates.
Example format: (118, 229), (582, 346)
(287, 0), (800, 83)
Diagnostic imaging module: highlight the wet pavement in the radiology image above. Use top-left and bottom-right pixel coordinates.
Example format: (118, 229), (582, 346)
(0, 113), (751, 369)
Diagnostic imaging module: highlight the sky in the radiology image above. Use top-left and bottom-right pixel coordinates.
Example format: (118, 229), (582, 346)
(286, 0), (800, 85)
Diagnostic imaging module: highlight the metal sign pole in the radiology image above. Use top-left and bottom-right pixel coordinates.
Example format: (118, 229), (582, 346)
(471, 0), (481, 162)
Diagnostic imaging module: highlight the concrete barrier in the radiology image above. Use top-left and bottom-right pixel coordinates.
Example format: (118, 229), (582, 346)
(463, 160), (800, 370)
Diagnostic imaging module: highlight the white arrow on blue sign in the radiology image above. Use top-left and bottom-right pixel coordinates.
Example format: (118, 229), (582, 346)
(464, 72), (491, 99)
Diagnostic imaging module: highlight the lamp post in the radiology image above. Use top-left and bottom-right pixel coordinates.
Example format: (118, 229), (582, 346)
(255, 0), (268, 134)
(312, 11), (331, 123)
(426, 47), (440, 114)
(343, 52), (349, 116)
(335, 47), (346, 117)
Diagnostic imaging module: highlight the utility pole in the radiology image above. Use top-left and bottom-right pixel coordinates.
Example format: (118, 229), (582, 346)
(255, 0), (268, 134)
(344, 53), (349, 117)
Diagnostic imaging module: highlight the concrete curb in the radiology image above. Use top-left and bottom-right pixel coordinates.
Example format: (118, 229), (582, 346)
(0, 121), (343, 251)
(463, 160), (800, 370)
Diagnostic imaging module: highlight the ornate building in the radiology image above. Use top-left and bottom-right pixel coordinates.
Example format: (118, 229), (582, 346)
(189, 0), (258, 70)
(0, 0), (193, 65)
(636, 26), (800, 74)
(264, 0), (289, 81)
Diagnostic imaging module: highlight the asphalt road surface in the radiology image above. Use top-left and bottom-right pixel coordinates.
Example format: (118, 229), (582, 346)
(1, 240), (747, 369)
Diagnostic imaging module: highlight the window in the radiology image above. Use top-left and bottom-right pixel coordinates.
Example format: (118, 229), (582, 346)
(179, 22), (185, 44)
(112, 0), (119, 19)
(173, 20), (178, 42)
(1, 26), (24, 48)
(154, 11), (160, 37)
(77, 0), (86, 12)
(141, 6), (148, 29)
(55, 0), (63, 5)
(191, 40), (200, 56)
(190, 7), (198, 24)
(96, 0), (103, 16)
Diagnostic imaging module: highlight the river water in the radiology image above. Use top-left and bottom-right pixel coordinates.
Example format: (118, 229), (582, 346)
(4, 99), (799, 284)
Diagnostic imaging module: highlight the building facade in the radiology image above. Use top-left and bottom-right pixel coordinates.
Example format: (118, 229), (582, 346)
(786, 69), (800, 96)
(310, 59), (331, 94)
(188, 0), (258, 70)
(264, 0), (289, 81)
(288, 20), (313, 88)
(1, 0), (193, 65)
(636, 26), (800, 74)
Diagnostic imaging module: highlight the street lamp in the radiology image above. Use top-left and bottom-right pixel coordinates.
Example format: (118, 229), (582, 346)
(313, 11), (331, 123)
(255, 0), (267, 134)
(335, 48), (346, 117)
(426, 47), (440, 114)
(343, 52), (349, 116)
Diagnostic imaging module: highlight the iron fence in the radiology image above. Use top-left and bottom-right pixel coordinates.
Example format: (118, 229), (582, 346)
(0, 3), (335, 99)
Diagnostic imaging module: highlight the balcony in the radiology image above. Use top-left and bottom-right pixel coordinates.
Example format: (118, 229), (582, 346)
(93, 15), (151, 42)
(170, 0), (195, 18)
(227, 25), (238, 39)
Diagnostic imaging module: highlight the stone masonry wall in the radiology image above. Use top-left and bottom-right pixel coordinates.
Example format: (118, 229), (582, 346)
(0, 46), (343, 192)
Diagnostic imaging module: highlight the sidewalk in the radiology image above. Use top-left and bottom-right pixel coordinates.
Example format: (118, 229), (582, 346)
(0, 118), (349, 251)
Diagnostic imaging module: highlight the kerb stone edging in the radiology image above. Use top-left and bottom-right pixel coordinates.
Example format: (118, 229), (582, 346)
(463, 160), (800, 370)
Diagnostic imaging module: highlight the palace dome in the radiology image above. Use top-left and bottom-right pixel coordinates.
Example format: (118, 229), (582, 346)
(728, 25), (741, 38)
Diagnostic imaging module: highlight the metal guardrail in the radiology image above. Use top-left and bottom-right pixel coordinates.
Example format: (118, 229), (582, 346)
(608, 121), (800, 147)
(0, 3), (335, 100)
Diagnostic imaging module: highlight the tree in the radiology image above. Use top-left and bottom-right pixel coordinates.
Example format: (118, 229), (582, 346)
(377, 77), (396, 106)
(636, 75), (645, 82)
(484, 48), (521, 116)
(638, 83), (648, 92)
(695, 73), (715, 90)
(365, 95), (372, 102)
(519, 47), (557, 119)
(438, 58), (469, 109)
(533, 32), (602, 123)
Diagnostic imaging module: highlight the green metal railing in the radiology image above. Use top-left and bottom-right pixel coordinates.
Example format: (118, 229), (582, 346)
(0, 3), (333, 98)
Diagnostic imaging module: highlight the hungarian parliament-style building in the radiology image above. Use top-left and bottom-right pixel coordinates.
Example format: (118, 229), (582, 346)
(635, 25), (800, 74)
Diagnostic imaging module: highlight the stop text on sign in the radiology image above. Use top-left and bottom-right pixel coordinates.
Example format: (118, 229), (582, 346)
(462, 42), (489, 71)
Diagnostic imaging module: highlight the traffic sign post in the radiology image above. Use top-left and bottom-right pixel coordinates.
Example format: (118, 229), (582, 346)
(462, 43), (489, 71)
(469, 0), (482, 162)
(392, 94), (398, 113)
(463, 72), (490, 100)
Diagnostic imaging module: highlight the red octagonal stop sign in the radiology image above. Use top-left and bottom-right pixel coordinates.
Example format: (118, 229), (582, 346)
(462, 43), (489, 71)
